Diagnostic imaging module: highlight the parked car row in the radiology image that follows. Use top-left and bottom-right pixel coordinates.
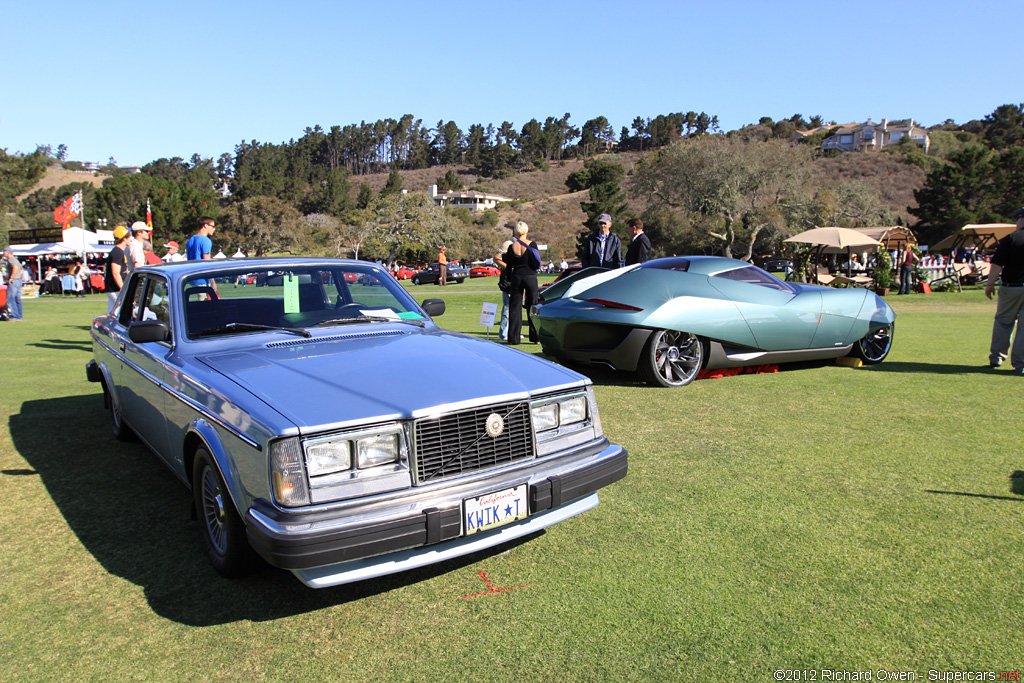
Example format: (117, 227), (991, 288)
(87, 254), (896, 589)
(410, 263), (469, 285)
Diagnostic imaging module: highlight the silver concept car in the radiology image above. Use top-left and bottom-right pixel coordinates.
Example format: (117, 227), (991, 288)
(533, 256), (896, 387)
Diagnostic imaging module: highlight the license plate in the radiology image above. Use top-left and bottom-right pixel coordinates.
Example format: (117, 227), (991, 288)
(464, 484), (529, 536)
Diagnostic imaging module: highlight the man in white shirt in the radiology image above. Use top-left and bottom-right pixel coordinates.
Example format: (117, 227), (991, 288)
(127, 221), (151, 272)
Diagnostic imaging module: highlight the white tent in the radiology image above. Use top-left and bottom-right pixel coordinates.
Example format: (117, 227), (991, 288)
(8, 227), (113, 257)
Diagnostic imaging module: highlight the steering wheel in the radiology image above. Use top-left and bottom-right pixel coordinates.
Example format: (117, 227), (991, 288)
(185, 286), (219, 301)
(334, 302), (364, 315)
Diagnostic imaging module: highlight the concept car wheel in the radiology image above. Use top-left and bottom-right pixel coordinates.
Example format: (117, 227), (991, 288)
(852, 323), (894, 364)
(638, 330), (705, 387)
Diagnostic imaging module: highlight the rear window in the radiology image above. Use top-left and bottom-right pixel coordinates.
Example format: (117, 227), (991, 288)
(641, 258), (690, 272)
(712, 265), (795, 293)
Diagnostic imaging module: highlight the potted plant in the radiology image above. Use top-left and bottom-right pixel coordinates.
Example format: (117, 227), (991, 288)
(874, 250), (892, 296)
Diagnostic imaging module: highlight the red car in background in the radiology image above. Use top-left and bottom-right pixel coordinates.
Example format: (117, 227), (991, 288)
(470, 265), (501, 278)
(394, 266), (416, 280)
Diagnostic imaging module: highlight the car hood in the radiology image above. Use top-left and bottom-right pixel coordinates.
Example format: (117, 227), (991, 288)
(197, 328), (585, 433)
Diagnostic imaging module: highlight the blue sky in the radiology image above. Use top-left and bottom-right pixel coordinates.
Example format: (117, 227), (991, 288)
(3, 0), (1021, 167)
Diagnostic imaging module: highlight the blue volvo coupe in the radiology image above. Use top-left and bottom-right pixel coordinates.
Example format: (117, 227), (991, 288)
(87, 258), (627, 588)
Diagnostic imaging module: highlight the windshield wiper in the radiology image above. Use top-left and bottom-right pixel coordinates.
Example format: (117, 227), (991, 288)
(312, 315), (398, 327)
(192, 322), (312, 339)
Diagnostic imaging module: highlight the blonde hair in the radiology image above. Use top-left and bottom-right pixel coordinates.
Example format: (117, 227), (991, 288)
(514, 221), (529, 237)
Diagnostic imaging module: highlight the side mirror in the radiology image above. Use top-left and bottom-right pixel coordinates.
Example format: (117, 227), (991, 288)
(128, 320), (171, 344)
(421, 298), (445, 317)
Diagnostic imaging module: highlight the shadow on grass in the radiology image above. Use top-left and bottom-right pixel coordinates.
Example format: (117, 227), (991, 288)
(925, 489), (1024, 502)
(28, 339), (93, 352)
(8, 395), (543, 626)
(869, 361), (999, 375)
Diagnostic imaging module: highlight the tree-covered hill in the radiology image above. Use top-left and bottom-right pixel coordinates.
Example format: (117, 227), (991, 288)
(6, 104), (1022, 264)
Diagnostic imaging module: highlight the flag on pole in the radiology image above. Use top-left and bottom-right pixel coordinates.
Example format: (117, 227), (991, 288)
(146, 199), (153, 229)
(54, 191), (83, 228)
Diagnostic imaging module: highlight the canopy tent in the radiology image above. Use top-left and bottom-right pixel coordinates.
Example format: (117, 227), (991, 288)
(785, 226), (883, 250)
(785, 227), (883, 279)
(7, 226), (113, 258)
(807, 227), (916, 255)
(931, 224), (1016, 252)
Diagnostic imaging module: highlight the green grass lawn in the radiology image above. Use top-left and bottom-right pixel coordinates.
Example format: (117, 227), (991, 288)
(1, 286), (1021, 682)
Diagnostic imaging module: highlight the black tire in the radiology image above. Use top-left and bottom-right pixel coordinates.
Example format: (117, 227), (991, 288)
(851, 322), (894, 364)
(456, 278), (465, 284)
(412, 277), (421, 286)
(192, 447), (257, 578)
(108, 387), (135, 442)
(638, 330), (705, 387)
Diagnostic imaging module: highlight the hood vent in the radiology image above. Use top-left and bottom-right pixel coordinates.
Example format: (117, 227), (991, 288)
(265, 329), (405, 349)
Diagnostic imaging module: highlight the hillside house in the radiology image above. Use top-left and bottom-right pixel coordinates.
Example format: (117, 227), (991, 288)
(820, 118), (930, 153)
(428, 185), (514, 212)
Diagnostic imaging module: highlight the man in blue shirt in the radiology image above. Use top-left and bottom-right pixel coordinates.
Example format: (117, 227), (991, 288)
(186, 217), (216, 260)
(185, 217), (217, 292)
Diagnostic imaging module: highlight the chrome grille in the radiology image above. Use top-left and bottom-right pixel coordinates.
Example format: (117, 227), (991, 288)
(413, 402), (535, 484)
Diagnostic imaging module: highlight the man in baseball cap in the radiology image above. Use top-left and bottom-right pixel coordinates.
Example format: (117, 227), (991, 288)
(162, 240), (184, 262)
(104, 226), (131, 314)
(127, 221), (151, 273)
(581, 213), (622, 269)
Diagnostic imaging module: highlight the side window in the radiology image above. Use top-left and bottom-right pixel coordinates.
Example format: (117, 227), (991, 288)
(118, 275), (147, 325)
(142, 278), (171, 327)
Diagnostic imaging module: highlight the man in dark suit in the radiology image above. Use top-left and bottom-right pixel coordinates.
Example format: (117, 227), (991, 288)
(581, 213), (622, 269)
(624, 218), (652, 266)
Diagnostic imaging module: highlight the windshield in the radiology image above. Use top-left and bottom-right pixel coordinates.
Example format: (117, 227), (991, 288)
(183, 264), (424, 339)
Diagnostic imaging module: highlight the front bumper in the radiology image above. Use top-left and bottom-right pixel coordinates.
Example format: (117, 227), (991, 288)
(244, 439), (627, 587)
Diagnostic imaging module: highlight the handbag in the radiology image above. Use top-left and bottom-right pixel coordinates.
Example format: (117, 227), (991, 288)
(498, 267), (512, 292)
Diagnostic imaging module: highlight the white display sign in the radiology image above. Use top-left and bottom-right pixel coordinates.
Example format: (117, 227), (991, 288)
(479, 302), (498, 327)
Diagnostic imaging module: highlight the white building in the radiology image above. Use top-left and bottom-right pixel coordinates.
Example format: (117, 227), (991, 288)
(428, 185), (514, 212)
(821, 118), (930, 154)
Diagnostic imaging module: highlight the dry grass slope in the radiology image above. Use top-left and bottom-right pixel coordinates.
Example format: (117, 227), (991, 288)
(21, 166), (110, 200)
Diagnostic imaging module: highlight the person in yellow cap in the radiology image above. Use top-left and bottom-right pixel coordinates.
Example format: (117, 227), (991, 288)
(105, 225), (130, 314)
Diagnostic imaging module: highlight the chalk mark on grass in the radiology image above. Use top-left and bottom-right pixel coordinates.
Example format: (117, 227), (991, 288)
(462, 570), (533, 599)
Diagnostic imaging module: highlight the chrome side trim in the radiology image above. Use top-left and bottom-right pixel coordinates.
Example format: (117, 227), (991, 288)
(101, 337), (262, 451)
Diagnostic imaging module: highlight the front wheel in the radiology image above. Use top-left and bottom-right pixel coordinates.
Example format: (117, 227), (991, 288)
(638, 330), (705, 387)
(411, 277), (420, 286)
(193, 448), (257, 578)
(851, 323), (894, 364)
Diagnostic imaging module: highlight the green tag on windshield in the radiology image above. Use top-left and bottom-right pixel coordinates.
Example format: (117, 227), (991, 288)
(283, 273), (300, 313)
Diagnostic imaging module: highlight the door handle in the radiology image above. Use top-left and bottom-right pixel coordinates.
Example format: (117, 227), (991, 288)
(119, 342), (126, 353)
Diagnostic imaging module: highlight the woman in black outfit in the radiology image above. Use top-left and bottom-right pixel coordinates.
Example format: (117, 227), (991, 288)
(505, 221), (541, 345)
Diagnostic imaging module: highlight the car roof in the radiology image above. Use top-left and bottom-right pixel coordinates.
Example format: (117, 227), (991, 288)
(642, 255), (754, 276)
(136, 257), (384, 280)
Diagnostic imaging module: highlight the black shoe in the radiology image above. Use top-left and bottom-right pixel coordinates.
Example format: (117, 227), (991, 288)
(989, 361), (1002, 368)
